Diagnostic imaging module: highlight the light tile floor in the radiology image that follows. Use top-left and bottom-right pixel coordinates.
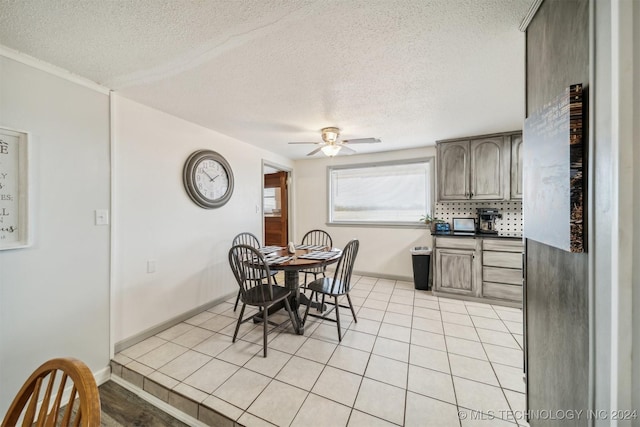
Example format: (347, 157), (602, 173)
(112, 275), (528, 427)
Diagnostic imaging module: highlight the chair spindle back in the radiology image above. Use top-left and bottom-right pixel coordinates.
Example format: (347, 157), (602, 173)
(229, 244), (274, 303)
(301, 229), (333, 249)
(2, 357), (101, 427)
(330, 239), (359, 294)
(232, 232), (261, 248)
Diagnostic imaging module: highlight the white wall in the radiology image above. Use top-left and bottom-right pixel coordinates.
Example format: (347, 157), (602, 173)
(293, 147), (436, 281)
(0, 56), (111, 413)
(112, 96), (293, 344)
(593, 0), (639, 420)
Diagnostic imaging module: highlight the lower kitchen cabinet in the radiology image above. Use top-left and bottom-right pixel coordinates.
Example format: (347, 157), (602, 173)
(481, 238), (524, 303)
(434, 248), (479, 297)
(433, 237), (482, 298)
(433, 235), (523, 306)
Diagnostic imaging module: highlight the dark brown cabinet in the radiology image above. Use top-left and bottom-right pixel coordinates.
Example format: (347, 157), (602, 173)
(263, 171), (288, 247)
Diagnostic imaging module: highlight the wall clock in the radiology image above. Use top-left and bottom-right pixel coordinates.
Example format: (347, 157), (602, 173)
(183, 149), (234, 209)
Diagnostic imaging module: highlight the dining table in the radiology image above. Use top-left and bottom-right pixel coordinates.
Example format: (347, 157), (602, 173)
(258, 244), (342, 334)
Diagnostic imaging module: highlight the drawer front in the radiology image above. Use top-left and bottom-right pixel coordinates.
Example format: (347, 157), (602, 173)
(483, 251), (522, 269)
(483, 266), (522, 285)
(483, 239), (523, 252)
(435, 237), (477, 250)
(483, 282), (522, 301)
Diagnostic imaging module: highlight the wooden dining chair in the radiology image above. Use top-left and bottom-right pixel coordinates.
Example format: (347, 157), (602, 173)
(303, 239), (359, 342)
(2, 357), (101, 427)
(299, 229), (333, 285)
(229, 244), (297, 357)
(232, 232), (279, 311)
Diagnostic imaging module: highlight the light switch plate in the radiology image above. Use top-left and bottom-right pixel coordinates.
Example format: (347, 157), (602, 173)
(95, 209), (109, 225)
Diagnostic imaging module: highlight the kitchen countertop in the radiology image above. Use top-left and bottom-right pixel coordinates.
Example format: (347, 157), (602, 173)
(433, 232), (523, 240)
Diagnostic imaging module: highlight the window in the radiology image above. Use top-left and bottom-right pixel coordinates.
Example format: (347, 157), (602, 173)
(263, 187), (277, 213)
(328, 158), (434, 226)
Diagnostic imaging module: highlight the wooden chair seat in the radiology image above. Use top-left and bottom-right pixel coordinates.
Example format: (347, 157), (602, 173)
(307, 277), (349, 296)
(242, 284), (291, 305)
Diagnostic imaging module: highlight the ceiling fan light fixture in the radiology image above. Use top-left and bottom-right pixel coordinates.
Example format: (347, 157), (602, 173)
(289, 126), (379, 156)
(321, 144), (342, 157)
(321, 127), (340, 143)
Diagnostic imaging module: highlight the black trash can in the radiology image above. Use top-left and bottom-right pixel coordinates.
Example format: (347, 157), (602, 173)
(410, 246), (432, 290)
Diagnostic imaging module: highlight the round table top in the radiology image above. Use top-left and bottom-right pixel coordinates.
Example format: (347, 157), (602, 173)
(265, 247), (342, 271)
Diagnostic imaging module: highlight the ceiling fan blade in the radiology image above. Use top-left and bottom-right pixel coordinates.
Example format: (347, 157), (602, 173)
(341, 137), (381, 144)
(339, 145), (357, 154)
(288, 141), (320, 145)
(306, 147), (324, 156)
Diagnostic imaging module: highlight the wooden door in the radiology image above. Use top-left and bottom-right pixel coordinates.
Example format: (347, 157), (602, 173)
(434, 248), (476, 296)
(264, 171), (288, 247)
(470, 137), (505, 200)
(510, 133), (523, 200)
(437, 141), (470, 200)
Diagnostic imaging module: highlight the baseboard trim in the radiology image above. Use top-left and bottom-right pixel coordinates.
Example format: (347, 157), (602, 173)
(353, 270), (413, 283)
(94, 365), (111, 386)
(114, 292), (236, 353)
(109, 375), (210, 427)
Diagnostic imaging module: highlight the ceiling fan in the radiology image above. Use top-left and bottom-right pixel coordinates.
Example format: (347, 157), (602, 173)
(288, 127), (381, 157)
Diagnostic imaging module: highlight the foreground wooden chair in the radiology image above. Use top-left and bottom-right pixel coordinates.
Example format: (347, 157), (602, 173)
(229, 244), (297, 357)
(232, 232), (280, 311)
(2, 357), (100, 427)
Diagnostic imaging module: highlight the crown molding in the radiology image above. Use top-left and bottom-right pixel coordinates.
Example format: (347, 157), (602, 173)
(0, 44), (111, 95)
(519, 0), (545, 32)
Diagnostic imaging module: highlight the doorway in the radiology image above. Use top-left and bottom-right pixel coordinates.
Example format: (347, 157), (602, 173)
(263, 164), (290, 247)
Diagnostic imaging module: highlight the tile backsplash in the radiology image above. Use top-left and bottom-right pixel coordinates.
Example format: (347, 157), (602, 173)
(434, 201), (523, 234)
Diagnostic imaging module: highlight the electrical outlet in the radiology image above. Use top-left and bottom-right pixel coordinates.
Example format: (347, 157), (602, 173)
(147, 260), (156, 273)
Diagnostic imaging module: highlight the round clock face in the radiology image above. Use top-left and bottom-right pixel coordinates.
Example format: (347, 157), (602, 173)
(183, 150), (234, 209)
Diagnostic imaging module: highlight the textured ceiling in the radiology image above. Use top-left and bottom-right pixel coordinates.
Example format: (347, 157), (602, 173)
(0, 0), (532, 159)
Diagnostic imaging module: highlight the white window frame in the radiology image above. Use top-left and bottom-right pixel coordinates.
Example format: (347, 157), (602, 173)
(327, 157), (435, 228)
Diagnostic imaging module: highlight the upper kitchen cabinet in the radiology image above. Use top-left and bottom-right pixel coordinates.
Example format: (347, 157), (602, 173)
(437, 131), (521, 201)
(470, 136), (507, 200)
(437, 141), (470, 200)
(510, 134), (523, 200)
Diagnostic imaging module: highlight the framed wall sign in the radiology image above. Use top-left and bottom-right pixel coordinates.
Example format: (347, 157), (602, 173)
(523, 84), (584, 253)
(0, 127), (30, 250)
